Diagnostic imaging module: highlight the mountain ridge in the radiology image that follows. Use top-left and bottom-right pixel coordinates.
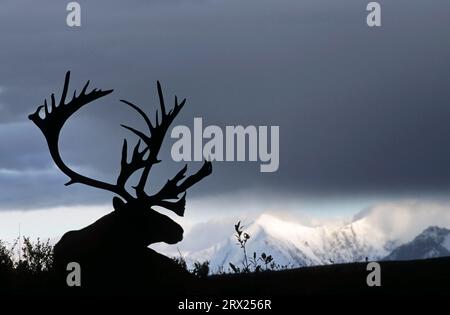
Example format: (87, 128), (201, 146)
(384, 226), (450, 261)
(178, 214), (450, 271)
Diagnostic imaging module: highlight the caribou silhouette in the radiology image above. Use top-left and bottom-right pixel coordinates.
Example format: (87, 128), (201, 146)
(29, 72), (212, 293)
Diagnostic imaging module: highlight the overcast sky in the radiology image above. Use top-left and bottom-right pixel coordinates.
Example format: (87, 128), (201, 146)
(0, 0), (449, 212)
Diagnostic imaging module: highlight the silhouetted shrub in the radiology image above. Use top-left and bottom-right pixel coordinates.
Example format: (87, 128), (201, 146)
(172, 250), (210, 278)
(232, 221), (251, 272)
(229, 221), (280, 274)
(172, 251), (188, 272)
(0, 240), (14, 272)
(1, 237), (54, 273)
(0, 237), (54, 293)
(193, 261), (210, 278)
(17, 237), (53, 274)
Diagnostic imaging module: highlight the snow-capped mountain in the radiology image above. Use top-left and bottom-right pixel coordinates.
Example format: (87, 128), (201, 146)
(149, 201), (450, 271)
(169, 211), (450, 272)
(384, 226), (450, 261)
(179, 214), (400, 271)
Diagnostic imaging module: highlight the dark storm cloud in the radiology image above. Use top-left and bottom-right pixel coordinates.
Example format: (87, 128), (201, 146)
(0, 0), (449, 209)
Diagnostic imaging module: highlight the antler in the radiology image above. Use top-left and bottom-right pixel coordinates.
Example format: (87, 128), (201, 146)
(120, 82), (186, 198)
(120, 82), (212, 216)
(30, 71), (212, 216)
(145, 161), (212, 216)
(28, 71), (135, 201)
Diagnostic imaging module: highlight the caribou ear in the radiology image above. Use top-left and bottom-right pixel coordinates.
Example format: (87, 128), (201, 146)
(113, 197), (126, 212)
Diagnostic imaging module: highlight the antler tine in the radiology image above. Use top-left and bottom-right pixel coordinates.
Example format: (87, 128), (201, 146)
(157, 81), (166, 117)
(146, 160), (212, 216)
(177, 161), (212, 192)
(51, 94), (56, 112)
(120, 99), (154, 131)
(157, 194), (186, 217)
(120, 124), (151, 144)
(116, 138), (149, 188)
(59, 71), (70, 106)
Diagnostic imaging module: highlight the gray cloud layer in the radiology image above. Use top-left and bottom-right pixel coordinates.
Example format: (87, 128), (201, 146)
(0, 0), (449, 209)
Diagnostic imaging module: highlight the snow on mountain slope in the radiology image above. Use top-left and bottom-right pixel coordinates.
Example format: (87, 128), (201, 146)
(384, 226), (450, 261)
(182, 214), (398, 271)
(150, 201), (450, 271)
